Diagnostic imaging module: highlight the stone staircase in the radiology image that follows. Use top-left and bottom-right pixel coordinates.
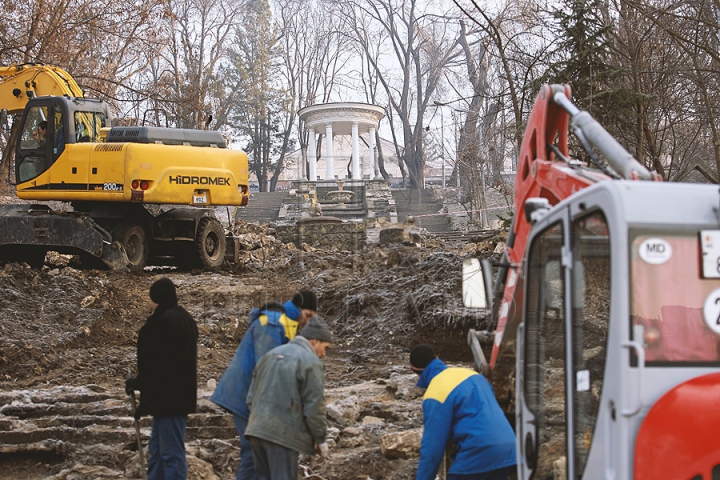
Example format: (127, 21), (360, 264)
(392, 189), (452, 234)
(235, 192), (288, 225)
(0, 385), (239, 479)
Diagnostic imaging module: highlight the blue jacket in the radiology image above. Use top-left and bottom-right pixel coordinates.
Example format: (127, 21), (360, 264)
(416, 359), (516, 480)
(211, 300), (300, 419)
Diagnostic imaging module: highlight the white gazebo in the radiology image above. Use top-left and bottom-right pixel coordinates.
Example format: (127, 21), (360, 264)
(298, 103), (386, 181)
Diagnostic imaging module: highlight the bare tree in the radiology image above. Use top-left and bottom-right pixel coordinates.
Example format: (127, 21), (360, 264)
(152, 0), (243, 129)
(0, 0), (167, 98)
(0, 0), (169, 182)
(611, 0), (719, 181)
(278, 0), (352, 185)
(339, 0), (463, 189)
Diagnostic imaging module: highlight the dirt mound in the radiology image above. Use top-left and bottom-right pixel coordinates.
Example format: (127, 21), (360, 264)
(0, 222), (504, 479)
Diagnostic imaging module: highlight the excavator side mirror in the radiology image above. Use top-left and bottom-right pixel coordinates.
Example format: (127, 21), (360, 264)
(462, 258), (493, 309)
(525, 197), (551, 224)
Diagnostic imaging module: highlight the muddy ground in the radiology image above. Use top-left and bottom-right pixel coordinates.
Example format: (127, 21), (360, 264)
(0, 220), (504, 479)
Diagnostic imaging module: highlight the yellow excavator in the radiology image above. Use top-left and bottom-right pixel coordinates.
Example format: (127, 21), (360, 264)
(0, 63), (249, 271)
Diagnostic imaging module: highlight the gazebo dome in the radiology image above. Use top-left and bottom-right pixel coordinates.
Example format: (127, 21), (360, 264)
(299, 103), (385, 135)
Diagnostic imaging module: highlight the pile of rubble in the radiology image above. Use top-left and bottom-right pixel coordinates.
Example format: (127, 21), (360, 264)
(0, 220), (508, 479)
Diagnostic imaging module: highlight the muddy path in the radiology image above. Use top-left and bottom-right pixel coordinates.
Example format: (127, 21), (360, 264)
(0, 228), (503, 479)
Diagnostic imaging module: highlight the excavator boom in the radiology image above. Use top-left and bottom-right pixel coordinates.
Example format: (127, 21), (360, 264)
(0, 64), (84, 114)
(490, 85), (657, 368)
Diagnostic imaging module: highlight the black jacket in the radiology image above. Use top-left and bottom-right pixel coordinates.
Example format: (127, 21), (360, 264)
(135, 303), (198, 417)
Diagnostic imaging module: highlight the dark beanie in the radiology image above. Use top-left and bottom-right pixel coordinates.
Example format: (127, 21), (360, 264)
(292, 290), (318, 312)
(410, 344), (436, 370)
(149, 278), (177, 306)
(300, 315), (332, 343)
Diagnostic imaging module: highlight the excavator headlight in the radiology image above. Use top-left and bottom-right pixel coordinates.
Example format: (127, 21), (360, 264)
(140, 181), (150, 190)
(131, 180), (139, 189)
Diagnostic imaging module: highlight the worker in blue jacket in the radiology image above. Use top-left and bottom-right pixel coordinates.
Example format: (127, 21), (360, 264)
(410, 344), (516, 480)
(211, 290), (318, 480)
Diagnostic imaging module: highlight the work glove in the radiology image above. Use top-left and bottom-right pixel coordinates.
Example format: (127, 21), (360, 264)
(125, 377), (138, 395)
(316, 442), (329, 459)
(133, 401), (148, 421)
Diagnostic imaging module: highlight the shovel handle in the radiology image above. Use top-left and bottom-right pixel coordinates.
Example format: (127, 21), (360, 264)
(127, 369), (147, 480)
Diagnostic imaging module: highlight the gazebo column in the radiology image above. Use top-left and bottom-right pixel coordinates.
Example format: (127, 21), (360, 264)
(325, 123), (334, 180)
(368, 127), (377, 179)
(351, 122), (360, 180)
(308, 128), (317, 181)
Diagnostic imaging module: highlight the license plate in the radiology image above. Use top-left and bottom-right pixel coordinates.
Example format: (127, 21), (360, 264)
(701, 230), (720, 278)
(193, 194), (207, 204)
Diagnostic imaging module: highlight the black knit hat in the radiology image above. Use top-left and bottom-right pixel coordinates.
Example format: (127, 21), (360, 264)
(410, 344), (436, 371)
(149, 278), (177, 306)
(300, 315), (332, 343)
(292, 290), (318, 312)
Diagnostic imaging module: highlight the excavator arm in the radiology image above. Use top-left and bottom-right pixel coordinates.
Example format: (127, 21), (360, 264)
(0, 64), (84, 115)
(485, 84), (657, 375)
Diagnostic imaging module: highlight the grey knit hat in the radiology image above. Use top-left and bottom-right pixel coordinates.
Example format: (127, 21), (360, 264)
(300, 315), (332, 343)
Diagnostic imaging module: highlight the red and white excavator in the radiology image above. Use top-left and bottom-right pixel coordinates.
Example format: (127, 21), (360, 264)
(464, 84), (720, 479)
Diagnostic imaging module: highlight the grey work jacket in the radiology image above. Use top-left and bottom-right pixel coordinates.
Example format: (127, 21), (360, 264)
(245, 336), (327, 455)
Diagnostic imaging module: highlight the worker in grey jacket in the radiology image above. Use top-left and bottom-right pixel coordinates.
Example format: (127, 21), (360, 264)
(244, 316), (332, 480)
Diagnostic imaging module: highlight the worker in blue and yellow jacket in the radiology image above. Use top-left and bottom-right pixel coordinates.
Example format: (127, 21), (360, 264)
(410, 344), (516, 480)
(211, 290), (318, 480)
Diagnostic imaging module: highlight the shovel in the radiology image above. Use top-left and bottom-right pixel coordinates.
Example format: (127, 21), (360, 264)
(127, 369), (147, 480)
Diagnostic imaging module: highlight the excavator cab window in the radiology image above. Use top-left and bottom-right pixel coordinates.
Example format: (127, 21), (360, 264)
(17, 105), (50, 183)
(630, 232), (720, 365)
(19, 106), (49, 150)
(523, 220), (567, 480)
(74, 111), (105, 143)
(571, 210), (610, 477)
(52, 105), (65, 160)
(16, 101), (67, 184)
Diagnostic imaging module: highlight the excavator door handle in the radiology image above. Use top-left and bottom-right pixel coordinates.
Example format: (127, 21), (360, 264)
(621, 341), (645, 416)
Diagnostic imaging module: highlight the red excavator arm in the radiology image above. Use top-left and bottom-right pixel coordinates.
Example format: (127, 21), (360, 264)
(488, 85), (657, 369)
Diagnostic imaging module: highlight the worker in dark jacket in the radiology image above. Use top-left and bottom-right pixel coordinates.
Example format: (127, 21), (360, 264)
(410, 344), (516, 480)
(211, 290), (318, 480)
(244, 315), (332, 480)
(126, 278), (198, 480)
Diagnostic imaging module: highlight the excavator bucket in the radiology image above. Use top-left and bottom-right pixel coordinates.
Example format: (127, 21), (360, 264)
(0, 204), (130, 272)
(100, 241), (131, 272)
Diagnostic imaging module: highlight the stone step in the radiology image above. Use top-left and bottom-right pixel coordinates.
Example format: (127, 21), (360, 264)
(0, 387), (114, 407)
(0, 387), (256, 479)
(0, 411), (235, 431)
(391, 189), (452, 233)
(0, 401), (129, 419)
(0, 422), (238, 451)
(0, 424), (136, 445)
(237, 192), (288, 224)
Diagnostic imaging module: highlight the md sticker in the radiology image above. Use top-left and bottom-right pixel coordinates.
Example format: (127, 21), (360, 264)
(638, 238), (672, 265)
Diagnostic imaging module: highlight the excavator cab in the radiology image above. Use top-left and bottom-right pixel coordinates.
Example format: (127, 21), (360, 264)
(15, 96), (108, 184)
